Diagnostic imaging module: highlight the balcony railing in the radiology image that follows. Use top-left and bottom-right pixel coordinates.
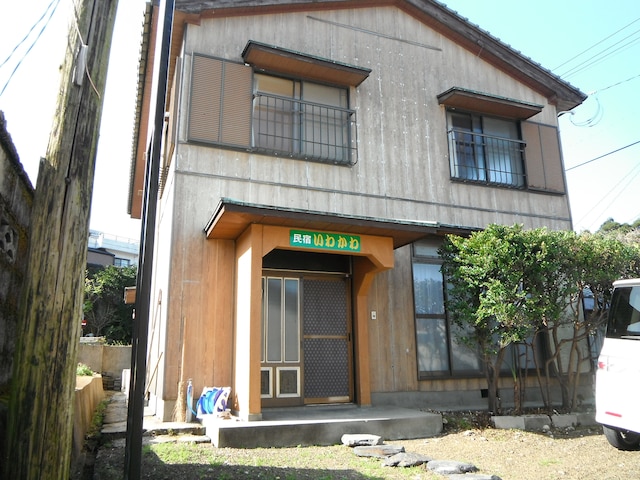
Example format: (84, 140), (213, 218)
(448, 129), (526, 187)
(253, 93), (357, 165)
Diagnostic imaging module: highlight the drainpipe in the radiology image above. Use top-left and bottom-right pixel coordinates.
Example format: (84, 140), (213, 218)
(124, 0), (174, 478)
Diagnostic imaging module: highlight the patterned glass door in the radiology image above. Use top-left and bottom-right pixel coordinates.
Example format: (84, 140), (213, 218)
(302, 277), (352, 403)
(261, 276), (302, 407)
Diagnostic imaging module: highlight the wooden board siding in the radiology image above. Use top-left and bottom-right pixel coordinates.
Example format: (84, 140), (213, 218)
(147, 3), (579, 416)
(368, 245), (418, 393)
(154, 171), (236, 418)
(177, 6), (572, 231)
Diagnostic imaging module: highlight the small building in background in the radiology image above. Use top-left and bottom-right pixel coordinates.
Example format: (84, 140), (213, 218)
(87, 230), (139, 269)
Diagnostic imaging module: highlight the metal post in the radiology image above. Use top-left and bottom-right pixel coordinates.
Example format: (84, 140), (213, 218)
(124, 0), (174, 478)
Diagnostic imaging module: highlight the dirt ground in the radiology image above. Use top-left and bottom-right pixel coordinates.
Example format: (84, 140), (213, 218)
(87, 412), (640, 480)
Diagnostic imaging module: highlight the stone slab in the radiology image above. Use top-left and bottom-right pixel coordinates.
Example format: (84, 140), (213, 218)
(354, 445), (405, 458)
(492, 414), (550, 431)
(341, 433), (382, 446)
(383, 452), (432, 467)
(551, 414), (577, 428)
(427, 460), (478, 475)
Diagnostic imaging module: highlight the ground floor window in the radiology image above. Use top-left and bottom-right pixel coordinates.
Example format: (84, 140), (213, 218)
(412, 239), (545, 379)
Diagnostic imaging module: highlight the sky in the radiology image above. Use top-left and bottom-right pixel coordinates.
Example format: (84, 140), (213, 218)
(0, 0), (638, 239)
(0, 0), (146, 240)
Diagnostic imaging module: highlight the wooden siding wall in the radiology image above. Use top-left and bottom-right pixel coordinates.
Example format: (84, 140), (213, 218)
(151, 4), (578, 413)
(153, 159), (236, 420)
(177, 6), (572, 232)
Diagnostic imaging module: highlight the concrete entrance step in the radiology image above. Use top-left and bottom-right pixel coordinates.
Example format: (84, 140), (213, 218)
(201, 405), (443, 448)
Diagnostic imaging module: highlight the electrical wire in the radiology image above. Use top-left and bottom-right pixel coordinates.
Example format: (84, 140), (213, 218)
(553, 16), (640, 72)
(0, 0), (60, 70)
(0, 0), (62, 98)
(592, 72), (640, 94)
(565, 140), (640, 171)
(559, 32), (640, 79)
(567, 96), (604, 128)
(578, 161), (640, 230)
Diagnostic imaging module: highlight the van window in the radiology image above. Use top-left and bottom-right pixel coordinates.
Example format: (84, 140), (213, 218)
(606, 286), (640, 338)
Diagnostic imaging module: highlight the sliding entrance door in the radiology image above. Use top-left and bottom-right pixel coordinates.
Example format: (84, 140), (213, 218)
(261, 274), (352, 406)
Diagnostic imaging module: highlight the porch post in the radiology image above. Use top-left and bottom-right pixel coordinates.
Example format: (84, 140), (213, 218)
(234, 224), (263, 420)
(352, 257), (377, 406)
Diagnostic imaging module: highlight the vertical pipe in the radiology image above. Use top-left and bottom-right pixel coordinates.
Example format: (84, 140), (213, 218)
(124, 0), (174, 478)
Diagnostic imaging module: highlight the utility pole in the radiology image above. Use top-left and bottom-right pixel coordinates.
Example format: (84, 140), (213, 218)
(4, 0), (118, 478)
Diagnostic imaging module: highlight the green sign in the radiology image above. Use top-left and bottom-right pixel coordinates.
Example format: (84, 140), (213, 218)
(290, 229), (361, 252)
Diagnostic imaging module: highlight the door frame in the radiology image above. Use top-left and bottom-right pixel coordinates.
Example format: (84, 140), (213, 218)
(260, 269), (353, 407)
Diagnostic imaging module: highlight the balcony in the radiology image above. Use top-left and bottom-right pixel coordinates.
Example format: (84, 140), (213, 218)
(253, 93), (357, 166)
(448, 129), (526, 188)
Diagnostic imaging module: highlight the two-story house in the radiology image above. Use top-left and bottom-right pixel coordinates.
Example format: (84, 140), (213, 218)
(128, 0), (586, 423)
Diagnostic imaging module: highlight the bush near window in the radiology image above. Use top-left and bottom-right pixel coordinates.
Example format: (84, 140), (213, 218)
(440, 225), (640, 414)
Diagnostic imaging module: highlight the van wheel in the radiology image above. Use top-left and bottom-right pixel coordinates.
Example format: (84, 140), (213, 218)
(603, 425), (640, 450)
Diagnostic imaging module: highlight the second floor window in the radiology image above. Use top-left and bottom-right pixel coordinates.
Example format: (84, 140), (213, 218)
(253, 74), (353, 164)
(447, 111), (525, 188)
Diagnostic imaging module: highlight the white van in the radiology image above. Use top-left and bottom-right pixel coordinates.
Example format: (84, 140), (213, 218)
(595, 278), (640, 450)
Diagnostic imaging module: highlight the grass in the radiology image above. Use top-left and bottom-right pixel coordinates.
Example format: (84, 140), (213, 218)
(76, 363), (94, 376)
(132, 443), (428, 479)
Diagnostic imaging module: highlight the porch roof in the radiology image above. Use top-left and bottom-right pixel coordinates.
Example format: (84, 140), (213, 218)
(204, 198), (476, 249)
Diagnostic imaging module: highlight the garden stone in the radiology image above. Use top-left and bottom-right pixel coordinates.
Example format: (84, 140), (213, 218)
(426, 460), (478, 475)
(447, 475), (502, 480)
(341, 434), (382, 447)
(382, 452), (432, 467)
(353, 445), (405, 458)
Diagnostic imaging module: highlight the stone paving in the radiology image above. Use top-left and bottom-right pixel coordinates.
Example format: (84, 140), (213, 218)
(342, 433), (502, 479)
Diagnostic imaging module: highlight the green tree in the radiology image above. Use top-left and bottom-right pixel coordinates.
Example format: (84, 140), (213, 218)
(441, 225), (640, 414)
(84, 265), (137, 344)
(544, 232), (640, 410)
(440, 224), (545, 413)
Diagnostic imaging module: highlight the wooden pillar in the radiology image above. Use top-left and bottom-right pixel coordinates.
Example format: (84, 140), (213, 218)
(352, 257), (377, 406)
(233, 224), (263, 420)
(4, 1), (118, 478)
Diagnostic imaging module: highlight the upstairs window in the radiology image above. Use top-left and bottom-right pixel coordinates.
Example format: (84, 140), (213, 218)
(253, 74), (353, 164)
(447, 110), (525, 188)
(187, 41), (370, 166)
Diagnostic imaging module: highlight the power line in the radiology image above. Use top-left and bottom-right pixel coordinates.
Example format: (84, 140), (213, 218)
(0, 0), (59, 70)
(0, 0), (62, 98)
(558, 28), (640, 78)
(553, 16), (640, 71)
(565, 140), (640, 171)
(592, 72), (640, 94)
(579, 162), (640, 230)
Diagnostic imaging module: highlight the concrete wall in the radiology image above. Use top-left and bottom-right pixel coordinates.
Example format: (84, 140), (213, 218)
(78, 342), (132, 381)
(0, 111), (33, 389)
(72, 375), (105, 464)
(0, 111), (34, 460)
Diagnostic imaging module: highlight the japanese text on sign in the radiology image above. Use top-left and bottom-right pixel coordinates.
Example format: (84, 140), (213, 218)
(290, 230), (361, 252)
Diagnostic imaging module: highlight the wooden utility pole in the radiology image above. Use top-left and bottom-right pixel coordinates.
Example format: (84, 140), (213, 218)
(4, 0), (118, 478)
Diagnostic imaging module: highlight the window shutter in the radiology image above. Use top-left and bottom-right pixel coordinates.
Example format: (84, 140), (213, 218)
(188, 55), (252, 148)
(521, 121), (566, 194)
(220, 61), (252, 146)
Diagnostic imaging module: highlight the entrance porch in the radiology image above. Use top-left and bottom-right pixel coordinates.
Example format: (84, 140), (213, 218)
(200, 404), (443, 448)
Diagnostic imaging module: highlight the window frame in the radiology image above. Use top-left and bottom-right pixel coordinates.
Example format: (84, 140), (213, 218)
(446, 109), (526, 189)
(187, 53), (361, 166)
(412, 239), (547, 380)
(252, 72), (356, 165)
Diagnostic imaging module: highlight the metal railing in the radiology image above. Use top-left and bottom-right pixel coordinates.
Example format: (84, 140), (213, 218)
(448, 129), (526, 187)
(253, 93), (357, 165)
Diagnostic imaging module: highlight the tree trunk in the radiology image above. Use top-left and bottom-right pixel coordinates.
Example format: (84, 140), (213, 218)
(4, 1), (118, 478)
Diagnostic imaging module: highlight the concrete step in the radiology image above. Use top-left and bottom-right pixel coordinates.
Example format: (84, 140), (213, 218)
(201, 406), (443, 448)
